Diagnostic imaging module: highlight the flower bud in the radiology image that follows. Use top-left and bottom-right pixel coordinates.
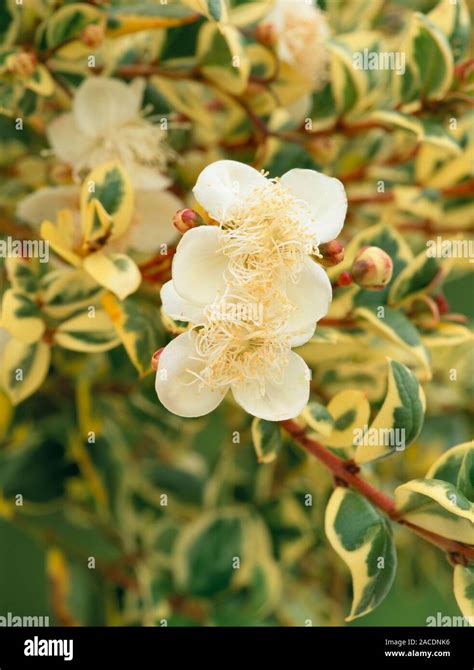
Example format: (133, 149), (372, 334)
(255, 22), (278, 47)
(81, 23), (105, 48)
(6, 51), (37, 77)
(151, 348), (164, 371)
(173, 208), (203, 234)
(319, 240), (345, 267)
(351, 246), (393, 290)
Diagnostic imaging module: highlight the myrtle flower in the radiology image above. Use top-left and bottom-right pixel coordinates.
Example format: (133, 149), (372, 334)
(263, 0), (330, 89)
(155, 160), (346, 421)
(156, 285), (315, 421)
(173, 160), (346, 299)
(47, 77), (174, 189)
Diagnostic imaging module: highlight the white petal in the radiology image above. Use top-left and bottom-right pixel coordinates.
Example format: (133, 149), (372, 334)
(128, 164), (171, 190)
(172, 226), (227, 305)
(290, 323), (316, 348)
(232, 351), (310, 421)
(16, 185), (80, 227)
(160, 281), (204, 323)
(280, 169), (347, 243)
(47, 113), (88, 164)
(128, 190), (181, 252)
(193, 160), (267, 221)
(285, 258), (332, 343)
(156, 331), (227, 418)
(74, 77), (143, 137)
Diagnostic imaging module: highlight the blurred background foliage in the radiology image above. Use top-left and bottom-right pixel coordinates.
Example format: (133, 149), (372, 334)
(0, 0), (473, 626)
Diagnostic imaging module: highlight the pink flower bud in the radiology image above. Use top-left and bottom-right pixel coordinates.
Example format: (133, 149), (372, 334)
(173, 208), (202, 234)
(81, 23), (105, 48)
(255, 22), (278, 47)
(319, 240), (345, 267)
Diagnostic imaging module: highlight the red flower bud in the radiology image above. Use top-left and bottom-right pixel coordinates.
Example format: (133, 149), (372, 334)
(337, 271), (353, 286)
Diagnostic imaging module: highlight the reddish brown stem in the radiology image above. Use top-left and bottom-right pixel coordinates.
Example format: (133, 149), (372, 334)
(280, 419), (474, 564)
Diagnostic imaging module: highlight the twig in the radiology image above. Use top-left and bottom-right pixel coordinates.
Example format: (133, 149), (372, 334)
(280, 419), (474, 564)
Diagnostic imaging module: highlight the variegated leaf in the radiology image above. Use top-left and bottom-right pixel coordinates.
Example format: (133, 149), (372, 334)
(325, 488), (397, 621)
(395, 479), (474, 545)
(80, 161), (134, 240)
(251, 418), (282, 464)
(1, 339), (51, 405)
(83, 251), (141, 300)
(54, 309), (120, 353)
(355, 360), (425, 464)
(453, 565), (474, 623)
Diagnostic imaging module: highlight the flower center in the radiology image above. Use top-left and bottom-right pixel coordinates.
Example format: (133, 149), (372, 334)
(77, 118), (174, 173)
(190, 287), (293, 390)
(219, 179), (318, 287)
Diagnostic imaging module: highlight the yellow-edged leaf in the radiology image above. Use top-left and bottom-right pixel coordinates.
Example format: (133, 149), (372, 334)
(83, 251), (141, 300)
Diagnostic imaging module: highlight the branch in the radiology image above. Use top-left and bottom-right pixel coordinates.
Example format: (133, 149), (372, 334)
(280, 419), (474, 564)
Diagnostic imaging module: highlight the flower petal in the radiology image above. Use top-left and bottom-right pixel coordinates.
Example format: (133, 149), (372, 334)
(47, 113), (88, 164)
(129, 165), (171, 191)
(74, 77), (143, 137)
(232, 350), (310, 420)
(280, 168), (347, 243)
(128, 190), (181, 252)
(285, 258), (332, 343)
(161, 281), (204, 323)
(172, 226), (227, 305)
(193, 159), (267, 221)
(155, 331), (227, 418)
(16, 185), (80, 228)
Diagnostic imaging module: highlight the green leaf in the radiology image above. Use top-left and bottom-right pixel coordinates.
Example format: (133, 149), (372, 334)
(428, 0), (471, 64)
(0, 439), (74, 503)
(81, 161), (134, 240)
(328, 40), (367, 116)
(355, 360), (426, 464)
(395, 479), (474, 544)
(54, 309), (120, 353)
(1, 339), (51, 405)
(404, 12), (453, 102)
(325, 488), (397, 621)
(355, 305), (430, 374)
(101, 292), (161, 376)
(453, 564), (474, 622)
(251, 418), (282, 464)
(197, 22), (250, 94)
(426, 441), (474, 501)
(1, 289), (45, 344)
(389, 248), (444, 306)
(322, 390), (370, 449)
(300, 401), (334, 437)
(41, 269), (103, 321)
(0, 519), (50, 619)
(38, 3), (104, 51)
(0, 0), (21, 48)
(174, 509), (245, 597)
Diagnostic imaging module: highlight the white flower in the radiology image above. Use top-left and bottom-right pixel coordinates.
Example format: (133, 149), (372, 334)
(47, 77), (173, 189)
(179, 160), (346, 297)
(16, 183), (182, 253)
(266, 0), (330, 88)
(155, 160), (346, 421)
(156, 286), (314, 421)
